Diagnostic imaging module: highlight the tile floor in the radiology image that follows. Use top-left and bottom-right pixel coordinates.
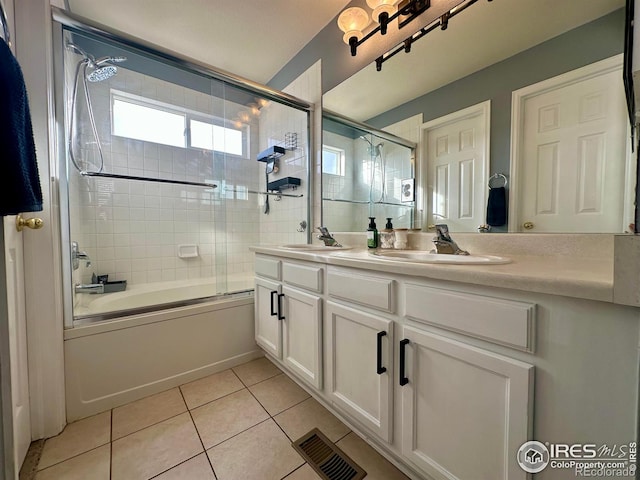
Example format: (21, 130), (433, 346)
(29, 357), (411, 480)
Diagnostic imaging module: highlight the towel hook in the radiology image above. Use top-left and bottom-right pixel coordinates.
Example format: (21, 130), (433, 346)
(488, 173), (507, 188)
(0, 0), (10, 47)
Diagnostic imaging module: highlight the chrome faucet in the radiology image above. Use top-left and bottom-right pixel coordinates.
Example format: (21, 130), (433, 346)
(71, 241), (91, 270)
(432, 224), (469, 255)
(317, 227), (342, 247)
(74, 283), (105, 294)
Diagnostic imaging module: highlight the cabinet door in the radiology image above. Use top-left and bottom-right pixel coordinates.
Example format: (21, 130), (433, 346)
(282, 286), (323, 389)
(255, 277), (282, 359)
(399, 326), (533, 480)
(326, 302), (393, 442)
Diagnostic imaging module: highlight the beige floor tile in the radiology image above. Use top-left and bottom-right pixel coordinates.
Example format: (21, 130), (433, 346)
(112, 388), (186, 440)
(336, 432), (410, 480)
(111, 412), (203, 480)
(35, 444), (110, 480)
(248, 374), (309, 416)
(282, 464), (322, 479)
(275, 397), (350, 443)
(180, 369), (245, 409)
(154, 453), (216, 480)
(191, 388), (269, 449)
(207, 419), (304, 480)
(232, 356), (281, 386)
(38, 411), (111, 470)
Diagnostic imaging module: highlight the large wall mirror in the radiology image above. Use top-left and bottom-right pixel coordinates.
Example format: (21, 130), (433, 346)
(322, 0), (632, 234)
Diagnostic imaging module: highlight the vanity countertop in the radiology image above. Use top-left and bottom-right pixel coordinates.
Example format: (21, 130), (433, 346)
(250, 245), (613, 303)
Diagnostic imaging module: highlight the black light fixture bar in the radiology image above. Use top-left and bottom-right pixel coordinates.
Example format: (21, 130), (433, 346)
(351, 0), (431, 56)
(375, 0), (490, 71)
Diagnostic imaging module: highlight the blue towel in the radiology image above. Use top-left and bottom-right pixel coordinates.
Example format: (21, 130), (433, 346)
(0, 39), (43, 215)
(486, 186), (507, 226)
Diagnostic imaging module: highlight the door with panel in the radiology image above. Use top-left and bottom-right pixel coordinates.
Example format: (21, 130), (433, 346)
(3, 215), (35, 476)
(399, 326), (533, 480)
(423, 102), (489, 231)
(254, 277), (283, 359)
(281, 286), (323, 389)
(326, 302), (393, 442)
(516, 60), (628, 232)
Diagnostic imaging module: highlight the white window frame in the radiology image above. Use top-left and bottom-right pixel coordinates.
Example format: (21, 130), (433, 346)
(110, 89), (250, 158)
(322, 145), (346, 176)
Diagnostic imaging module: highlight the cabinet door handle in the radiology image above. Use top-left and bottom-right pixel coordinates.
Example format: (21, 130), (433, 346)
(277, 293), (285, 320)
(376, 331), (387, 375)
(270, 290), (278, 316)
(399, 339), (409, 386)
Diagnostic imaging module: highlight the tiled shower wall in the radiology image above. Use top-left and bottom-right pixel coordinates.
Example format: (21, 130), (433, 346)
(67, 51), (311, 291)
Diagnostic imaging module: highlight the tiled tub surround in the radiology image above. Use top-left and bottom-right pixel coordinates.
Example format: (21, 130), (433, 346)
(66, 52), (310, 315)
(32, 357), (409, 480)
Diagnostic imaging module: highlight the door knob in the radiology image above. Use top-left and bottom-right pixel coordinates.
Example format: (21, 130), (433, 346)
(523, 221), (534, 230)
(16, 214), (44, 232)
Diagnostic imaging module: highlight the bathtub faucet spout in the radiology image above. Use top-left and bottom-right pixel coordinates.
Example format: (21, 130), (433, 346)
(74, 283), (105, 294)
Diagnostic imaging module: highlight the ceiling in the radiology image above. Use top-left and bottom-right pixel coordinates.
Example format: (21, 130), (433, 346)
(67, 0), (351, 84)
(324, 0), (624, 121)
(67, 0), (624, 121)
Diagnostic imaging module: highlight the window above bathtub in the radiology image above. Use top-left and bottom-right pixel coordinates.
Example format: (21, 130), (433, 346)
(110, 89), (248, 158)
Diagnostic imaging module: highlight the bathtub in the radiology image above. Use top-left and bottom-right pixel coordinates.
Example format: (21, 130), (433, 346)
(73, 273), (255, 322)
(64, 274), (260, 421)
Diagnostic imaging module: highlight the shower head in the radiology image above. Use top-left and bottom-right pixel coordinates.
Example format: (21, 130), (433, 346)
(95, 55), (128, 66)
(86, 65), (118, 82)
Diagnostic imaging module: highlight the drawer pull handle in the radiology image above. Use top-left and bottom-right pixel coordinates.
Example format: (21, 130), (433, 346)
(376, 331), (387, 375)
(270, 290), (278, 316)
(277, 293), (285, 320)
(399, 339), (409, 386)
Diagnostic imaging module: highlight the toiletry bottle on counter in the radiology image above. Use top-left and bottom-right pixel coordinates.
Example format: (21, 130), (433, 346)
(393, 228), (408, 249)
(380, 218), (395, 249)
(367, 217), (378, 248)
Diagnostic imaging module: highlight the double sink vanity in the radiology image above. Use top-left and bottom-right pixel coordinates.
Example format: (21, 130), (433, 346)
(251, 233), (639, 480)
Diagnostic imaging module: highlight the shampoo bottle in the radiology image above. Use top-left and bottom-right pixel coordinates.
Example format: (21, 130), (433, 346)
(367, 217), (378, 248)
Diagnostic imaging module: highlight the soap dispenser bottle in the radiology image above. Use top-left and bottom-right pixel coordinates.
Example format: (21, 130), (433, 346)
(367, 217), (378, 248)
(380, 218), (395, 249)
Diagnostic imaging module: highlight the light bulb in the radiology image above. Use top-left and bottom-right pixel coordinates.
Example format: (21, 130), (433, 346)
(337, 7), (370, 44)
(366, 0), (398, 22)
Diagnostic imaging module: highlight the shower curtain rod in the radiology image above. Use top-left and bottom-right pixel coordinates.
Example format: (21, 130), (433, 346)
(0, 0), (10, 46)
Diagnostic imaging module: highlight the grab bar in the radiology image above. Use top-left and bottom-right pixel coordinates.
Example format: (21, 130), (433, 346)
(81, 171), (219, 189)
(0, 0), (10, 47)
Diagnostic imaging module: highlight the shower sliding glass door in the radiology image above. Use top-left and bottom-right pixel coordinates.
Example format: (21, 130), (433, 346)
(57, 24), (310, 325)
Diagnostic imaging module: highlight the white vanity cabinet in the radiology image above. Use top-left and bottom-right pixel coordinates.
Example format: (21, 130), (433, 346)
(325, 301), (394, 442)
(254, 255), (324, 389)
(398, 325), (533, 480)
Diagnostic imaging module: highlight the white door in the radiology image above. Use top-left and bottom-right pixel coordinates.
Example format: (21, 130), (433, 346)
(281, 286), (322, 389)
(514, 57), (628, 232)
(399, 326), (533, 480)
(254, 277), (282, 359)
(3, 216), (33, 473)
(326, 302), (393, 442)
(423, 102), (490, 232)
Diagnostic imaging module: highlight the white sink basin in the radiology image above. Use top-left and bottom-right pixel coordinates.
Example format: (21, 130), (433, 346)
(370, 250), (511, 265)
(280, 244), (352, 251)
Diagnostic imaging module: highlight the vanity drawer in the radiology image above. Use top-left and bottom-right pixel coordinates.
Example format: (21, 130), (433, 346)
(283, 262), (323, 293)
(328, 268), (395, 313)
(405, 283), (535, 352)
(255, 256), (281, 280)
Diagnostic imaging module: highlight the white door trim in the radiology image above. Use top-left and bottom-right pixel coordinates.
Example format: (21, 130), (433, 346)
(419, 100), (491, 228)
(15, 0), (66, 441)
(509, 54), (628, 232)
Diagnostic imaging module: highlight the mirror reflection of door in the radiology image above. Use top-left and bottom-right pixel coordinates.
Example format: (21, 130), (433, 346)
(422, 102), (490, 232)
(512, 56), (631, 233)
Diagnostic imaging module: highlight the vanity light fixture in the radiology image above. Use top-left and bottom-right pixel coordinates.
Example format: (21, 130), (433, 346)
(373, 0), (493, 71)
(337, 0), (430, 57)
